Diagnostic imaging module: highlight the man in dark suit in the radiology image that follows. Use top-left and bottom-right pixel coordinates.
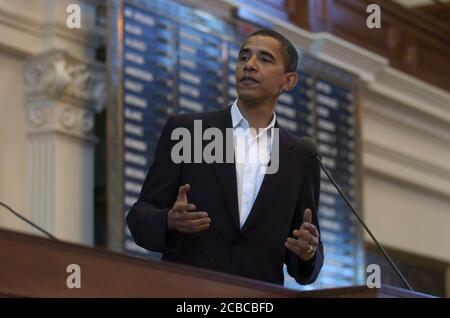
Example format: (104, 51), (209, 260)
(127, 29), (324, 285)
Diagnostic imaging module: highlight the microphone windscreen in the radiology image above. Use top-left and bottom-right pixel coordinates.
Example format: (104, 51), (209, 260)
(297, 137), (319, 159)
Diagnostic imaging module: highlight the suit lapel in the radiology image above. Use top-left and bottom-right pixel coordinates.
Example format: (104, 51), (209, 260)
(205, 106), (240, 229)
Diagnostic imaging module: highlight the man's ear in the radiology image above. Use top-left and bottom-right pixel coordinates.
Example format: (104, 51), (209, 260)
(282, 72), (298, 92)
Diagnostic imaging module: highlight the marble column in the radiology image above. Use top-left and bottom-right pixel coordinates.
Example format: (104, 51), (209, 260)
(23, 49), (105, 244)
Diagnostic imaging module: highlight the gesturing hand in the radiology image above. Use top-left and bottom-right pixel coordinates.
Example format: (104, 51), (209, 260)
(167, 184), (211, 233)
(285, 208), (319, 262)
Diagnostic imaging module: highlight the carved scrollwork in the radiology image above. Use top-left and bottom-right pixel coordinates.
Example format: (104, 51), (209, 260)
(60, 106), (77, 129)
(27, 104), (47, 128)
(24, 50), (106, 112)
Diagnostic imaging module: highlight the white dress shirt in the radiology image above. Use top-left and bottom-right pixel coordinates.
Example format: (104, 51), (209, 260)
(231, 100), (276, 228)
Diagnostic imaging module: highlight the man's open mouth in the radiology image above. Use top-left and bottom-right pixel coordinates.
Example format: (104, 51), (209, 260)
(239, 76), (260, 84)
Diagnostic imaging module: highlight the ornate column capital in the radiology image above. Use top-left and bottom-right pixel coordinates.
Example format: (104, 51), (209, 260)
(23, 49), (105, 140)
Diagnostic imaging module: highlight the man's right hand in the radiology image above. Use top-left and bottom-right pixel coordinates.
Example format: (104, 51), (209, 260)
(167, 184), (211, 233)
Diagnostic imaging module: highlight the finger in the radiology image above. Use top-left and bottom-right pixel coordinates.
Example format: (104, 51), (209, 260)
(304, 233), (319, 249)
(293, 229), (315, 246)
(301, 223), (319, 237)
(176, 184), (190, 202)
(285, 239), (312, 255)
(313, 236), (319, 248)
(191, 223), (210, 233)
(300, 229), (316, 245)
(293, 228), (312, 240)
(181, 217), (211, 227)
(303, 208), (312, 224)
(169, 209), (198, 223)
(180, 211), (209, 221)
(285, 241), (302, 255)
(172, 211), (208, 222)
(173, 202), (196, 213)
(287, 237), (310, 251)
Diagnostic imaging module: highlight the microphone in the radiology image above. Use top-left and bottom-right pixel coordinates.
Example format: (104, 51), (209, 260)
(297, 137), (413, 291)
(0, 201), (58, 241)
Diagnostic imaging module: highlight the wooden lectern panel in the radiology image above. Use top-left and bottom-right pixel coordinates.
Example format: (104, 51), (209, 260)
(0, 229), (431, 298)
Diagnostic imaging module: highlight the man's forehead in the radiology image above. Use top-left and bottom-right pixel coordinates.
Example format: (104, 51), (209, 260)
(241, 36), (281, 56)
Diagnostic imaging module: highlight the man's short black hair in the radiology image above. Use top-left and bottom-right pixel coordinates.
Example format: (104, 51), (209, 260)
(243, 29), (298, 73)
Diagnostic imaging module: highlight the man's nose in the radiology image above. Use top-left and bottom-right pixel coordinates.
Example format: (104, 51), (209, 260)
(243, 56), (258, 72)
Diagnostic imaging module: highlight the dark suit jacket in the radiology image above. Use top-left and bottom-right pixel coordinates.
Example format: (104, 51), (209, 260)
(127, 105), (324, 285)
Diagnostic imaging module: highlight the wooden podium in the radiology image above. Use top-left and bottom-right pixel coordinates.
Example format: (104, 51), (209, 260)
(0, 228), (431, 298)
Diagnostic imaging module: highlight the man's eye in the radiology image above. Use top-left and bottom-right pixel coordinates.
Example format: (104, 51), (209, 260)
(261, 57), (272, 63)
(239, 55), (249, 61)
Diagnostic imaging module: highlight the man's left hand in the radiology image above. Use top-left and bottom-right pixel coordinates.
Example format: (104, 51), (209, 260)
(285, 208), (319, 262)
